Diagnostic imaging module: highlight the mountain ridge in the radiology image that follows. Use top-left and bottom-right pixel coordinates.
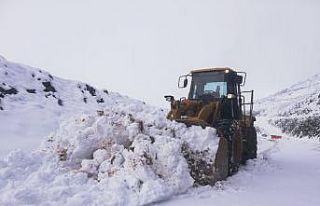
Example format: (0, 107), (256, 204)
(0, 55), (129, 155)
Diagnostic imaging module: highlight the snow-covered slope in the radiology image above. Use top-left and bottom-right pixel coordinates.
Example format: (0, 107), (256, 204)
(0, 56), (125, 155)
(0, 57), (221, 205)
(255, 73), (320, 138)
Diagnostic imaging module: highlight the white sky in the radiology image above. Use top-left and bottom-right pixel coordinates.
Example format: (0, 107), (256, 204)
(1, 0), (319, 108)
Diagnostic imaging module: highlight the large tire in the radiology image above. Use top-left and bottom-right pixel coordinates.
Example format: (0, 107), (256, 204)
(241, 126), (257, 164)
(214, 137), (229, 182)
(231, 128), (242, 174)
(215, 121), (242, 180)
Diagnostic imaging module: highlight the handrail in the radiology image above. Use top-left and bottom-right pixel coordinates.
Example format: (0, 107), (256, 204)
(240, 90), (254, 123)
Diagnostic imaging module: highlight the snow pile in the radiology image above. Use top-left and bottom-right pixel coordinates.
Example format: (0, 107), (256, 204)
(255, 73), (320, 137)
(0, 95), (219, 205)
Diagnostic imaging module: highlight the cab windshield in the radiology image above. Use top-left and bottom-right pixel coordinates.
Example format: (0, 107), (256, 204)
(188, 72), (227, 100)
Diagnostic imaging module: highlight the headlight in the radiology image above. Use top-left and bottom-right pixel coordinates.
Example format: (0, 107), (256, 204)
(227, 94), (236, 99)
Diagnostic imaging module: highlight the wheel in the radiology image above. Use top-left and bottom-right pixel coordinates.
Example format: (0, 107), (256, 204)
(231, 128), (242, 174)
(241, 126), (257, 164)
(214, 137), (229, 182)
(249, 127), (258, 158)
(215, 121), (242, 179)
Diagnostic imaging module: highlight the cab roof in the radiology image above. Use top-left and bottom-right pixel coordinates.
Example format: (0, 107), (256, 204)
(191, 67), (235, 74)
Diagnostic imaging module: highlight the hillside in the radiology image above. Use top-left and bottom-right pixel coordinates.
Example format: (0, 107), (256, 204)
(0, 56), (127, 155)
(255, 74), (320, 138)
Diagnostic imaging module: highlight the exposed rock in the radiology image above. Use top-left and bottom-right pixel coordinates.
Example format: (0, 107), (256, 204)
(42, 82), (56, 93)
(86, 84), (96, 96)
(96, 98), (104, 103)
(26, 89), (36, 94)
(0, 86), (18, 95)
(58, 99), (63, 106)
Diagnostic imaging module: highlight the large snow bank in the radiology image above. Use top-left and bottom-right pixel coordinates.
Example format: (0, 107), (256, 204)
(0, 99), (219, 205)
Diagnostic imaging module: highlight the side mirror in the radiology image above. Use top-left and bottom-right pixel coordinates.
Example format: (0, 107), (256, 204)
(178, 75), (188, 88)
(183, 78), (188, 87)
(236, 72), (247, 86)
(164, 95), (174, 102)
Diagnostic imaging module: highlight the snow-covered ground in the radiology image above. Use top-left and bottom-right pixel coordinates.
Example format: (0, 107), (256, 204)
(161, 118), (320, 206)
(162, 137), (320, 206)
(0, 57), (319, 205)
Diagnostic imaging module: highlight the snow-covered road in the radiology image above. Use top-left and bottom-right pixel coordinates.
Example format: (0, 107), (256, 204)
(161, 136), (320, 206)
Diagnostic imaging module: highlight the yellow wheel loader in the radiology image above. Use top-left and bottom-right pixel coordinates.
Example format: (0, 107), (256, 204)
(165, 68), (257, 185)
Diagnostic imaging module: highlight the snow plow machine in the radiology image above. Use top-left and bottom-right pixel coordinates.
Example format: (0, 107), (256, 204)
(165, 68), (257, 185)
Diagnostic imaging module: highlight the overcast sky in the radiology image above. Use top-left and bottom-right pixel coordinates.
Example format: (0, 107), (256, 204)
(1, 0), (319, 107)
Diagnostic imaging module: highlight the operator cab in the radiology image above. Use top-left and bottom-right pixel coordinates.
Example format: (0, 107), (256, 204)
(178, 68), (244, 101)
(177, 67), (246, 120)
(188, 68), (242, 102)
